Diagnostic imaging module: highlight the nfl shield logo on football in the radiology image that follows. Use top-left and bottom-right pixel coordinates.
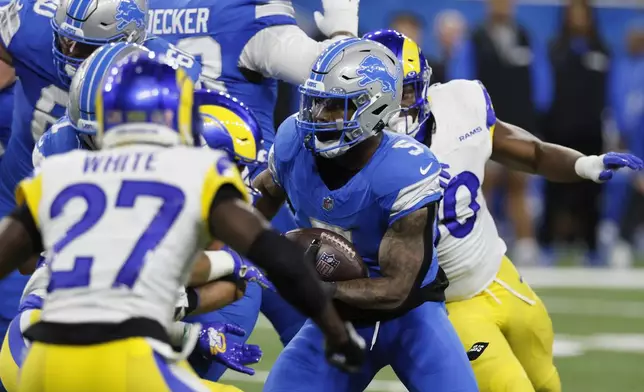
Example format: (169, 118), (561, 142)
(316, 252), (340, 278)
(322, 196), (334, 211)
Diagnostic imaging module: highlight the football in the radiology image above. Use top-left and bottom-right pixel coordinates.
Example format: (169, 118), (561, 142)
(285, 228), (368, 282)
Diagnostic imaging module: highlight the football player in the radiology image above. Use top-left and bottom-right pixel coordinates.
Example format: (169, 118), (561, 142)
(31, 42), (271, 382)
(146, 0), (361, 348)
(0, 0), (204, 338)
(365, 30), (643, 392)
(253, 38), (477, 391)
(0, 52), (364, 391)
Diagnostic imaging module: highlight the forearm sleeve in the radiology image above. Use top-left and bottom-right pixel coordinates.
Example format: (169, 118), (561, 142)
(247, 229), (327, 317)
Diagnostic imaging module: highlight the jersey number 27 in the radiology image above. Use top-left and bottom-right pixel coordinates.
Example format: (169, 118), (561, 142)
(47, 180), (184, 292)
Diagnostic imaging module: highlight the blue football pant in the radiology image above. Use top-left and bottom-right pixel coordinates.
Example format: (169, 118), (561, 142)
(260, 289), (306, 346)
(264, 301), (478, 392)
(186, 282), (262, 381)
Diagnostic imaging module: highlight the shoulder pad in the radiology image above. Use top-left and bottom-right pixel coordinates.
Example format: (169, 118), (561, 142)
(428, 79), (494, 129)
(35, 117), (80, 165)
(372, 133), (441, 196)
(1, 0), (56, 54)
(144, 37), (202, 83)
(273, 114), (302, 165)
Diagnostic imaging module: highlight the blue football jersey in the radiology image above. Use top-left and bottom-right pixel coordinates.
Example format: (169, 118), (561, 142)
(33, 116), (91, 167)
(147, 0), (297, 145)
(269, 116), (443, 288)
(0, 82), (14, 162)
(0, 0), (199, 216)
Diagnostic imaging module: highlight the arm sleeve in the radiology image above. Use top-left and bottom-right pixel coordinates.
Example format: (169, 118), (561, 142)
(239, 24), (353, 85)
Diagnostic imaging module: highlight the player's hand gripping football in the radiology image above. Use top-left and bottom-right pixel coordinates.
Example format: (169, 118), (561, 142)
(575, 152), (644, 183)
(197, 322), (262, 375)
(314, 0), (359, 38)
(222, 245), (275, 290)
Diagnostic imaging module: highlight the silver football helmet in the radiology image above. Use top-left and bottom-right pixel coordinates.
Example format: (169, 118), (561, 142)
(68, 42), (150, 135)
(52, 0), (149, 87)
(297, 37), (403, 158)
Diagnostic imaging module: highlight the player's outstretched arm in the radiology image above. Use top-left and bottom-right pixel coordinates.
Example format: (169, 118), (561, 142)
(252, 169), (287, 221)
(331, 205), (435, 310)
(491, 120), (643, 182)
(0, 206), (43, 279)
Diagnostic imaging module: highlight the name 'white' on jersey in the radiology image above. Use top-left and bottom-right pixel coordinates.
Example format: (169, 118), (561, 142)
(429, 80), (507, 301)
(16, 145), (247, 329)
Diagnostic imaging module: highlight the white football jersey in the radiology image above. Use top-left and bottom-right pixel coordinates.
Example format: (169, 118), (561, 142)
(16, 145), (248, 329)
(429, 80), (507, 301)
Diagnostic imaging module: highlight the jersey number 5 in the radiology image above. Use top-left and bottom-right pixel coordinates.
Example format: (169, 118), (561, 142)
(442, 171), (481, 239)
(47, 180), (184, 292)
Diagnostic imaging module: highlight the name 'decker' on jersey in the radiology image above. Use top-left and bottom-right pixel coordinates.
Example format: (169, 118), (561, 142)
(147, 8), (210, 35)
(429, 80), (507, 301)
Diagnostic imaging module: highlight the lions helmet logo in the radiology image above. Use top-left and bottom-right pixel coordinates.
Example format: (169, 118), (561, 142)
(115, 0), (145, 31)
(356, 54), (398, 94)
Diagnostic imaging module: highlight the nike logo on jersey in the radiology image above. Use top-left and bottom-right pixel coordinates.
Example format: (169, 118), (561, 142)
(147, 8), (210, 35)
(458, 126), (484, 142)
(420, 163), (434, 175)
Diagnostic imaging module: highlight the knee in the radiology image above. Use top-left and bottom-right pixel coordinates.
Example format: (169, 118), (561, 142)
(533, 367), (561, 392)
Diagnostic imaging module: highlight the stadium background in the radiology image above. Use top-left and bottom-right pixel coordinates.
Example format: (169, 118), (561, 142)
(223, 1), (644, 391)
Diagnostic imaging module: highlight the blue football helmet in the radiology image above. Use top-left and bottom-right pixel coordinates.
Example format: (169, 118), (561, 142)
(52, 0), (148, 87)
(96, 52), (201, 149)
(197, 89), (265, 184)
(297, 38), (402, 158)
(68, 42), (150, 135)
(363, 30), (432, 143)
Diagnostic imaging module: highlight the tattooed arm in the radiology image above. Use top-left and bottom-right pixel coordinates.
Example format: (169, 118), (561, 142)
(331, 205), (435, 310)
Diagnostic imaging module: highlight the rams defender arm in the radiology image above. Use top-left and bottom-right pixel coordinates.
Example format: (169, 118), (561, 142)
(252, 168), (287, 221)
(491, 120), (586, 182)
(0, 205), (42, 279)
(491, 120), (643, 182)
(207, 185), (348, 345)
(332, 205), (436, 310)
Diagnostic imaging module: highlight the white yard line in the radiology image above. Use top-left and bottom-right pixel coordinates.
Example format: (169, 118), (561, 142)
(518, 267), (644, 289)
(221, 370), (408, 392)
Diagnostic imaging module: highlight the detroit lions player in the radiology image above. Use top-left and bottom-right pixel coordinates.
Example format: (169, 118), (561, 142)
(366, 30), (643, 392)
(254, 38), (477, 392)
(0, 53), (363, 391)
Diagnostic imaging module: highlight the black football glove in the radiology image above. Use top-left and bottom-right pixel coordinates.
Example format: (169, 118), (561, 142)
(303, 238), (321, 264)
(325, 322), (366, 373)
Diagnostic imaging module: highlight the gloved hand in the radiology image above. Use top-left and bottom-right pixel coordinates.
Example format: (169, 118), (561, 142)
(314, 0), (359, 38)
(438, 163), (451, 189)
(196, 322), (262, 375)
(574, 152), (643, 183)
(325, 322), (366, 373)
(222, 245), (275, 290)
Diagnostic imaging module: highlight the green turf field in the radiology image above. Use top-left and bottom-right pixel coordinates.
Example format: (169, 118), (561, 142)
(220, 272), (644, 392)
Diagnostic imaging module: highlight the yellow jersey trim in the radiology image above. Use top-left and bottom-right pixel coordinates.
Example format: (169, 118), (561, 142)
(15, 174), (43, 227)
(200, 158), (250, 235)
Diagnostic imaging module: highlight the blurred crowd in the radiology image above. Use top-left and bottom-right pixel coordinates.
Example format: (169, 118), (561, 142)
(276, 0), (644, 268)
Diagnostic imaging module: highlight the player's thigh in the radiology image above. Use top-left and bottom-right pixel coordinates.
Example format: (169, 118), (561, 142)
(447, 300), (534, 392)
(260, 289), (306, 346)
(389, 302), (478, 392)
(505, 296), (560, 392)
(495, 257), (560, 392)
(176, 361), (242, 392)
(18, 338), (209, 392)
(264, 320), (376, 392)
(0, 309), (40, 392)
